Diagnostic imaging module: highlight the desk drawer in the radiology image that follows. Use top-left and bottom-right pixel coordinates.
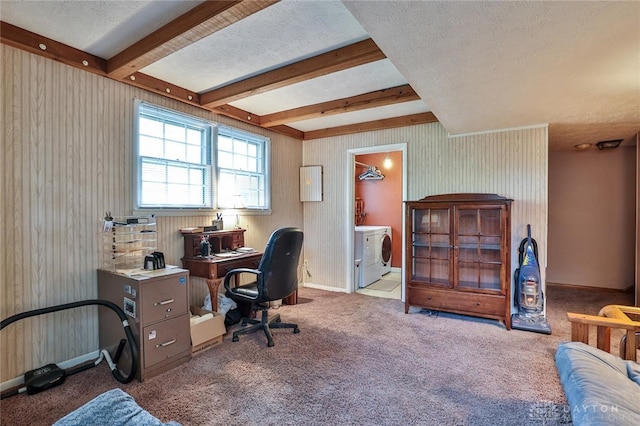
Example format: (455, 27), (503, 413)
(231, 233), (243, 249)
(142, 314), (190, 369)
(218, 255), (262, 277)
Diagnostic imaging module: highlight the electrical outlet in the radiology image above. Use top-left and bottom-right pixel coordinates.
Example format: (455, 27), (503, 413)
(303, 259), (309, 267)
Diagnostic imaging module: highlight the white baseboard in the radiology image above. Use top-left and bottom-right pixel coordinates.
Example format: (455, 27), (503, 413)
(1, 350), (100, 392)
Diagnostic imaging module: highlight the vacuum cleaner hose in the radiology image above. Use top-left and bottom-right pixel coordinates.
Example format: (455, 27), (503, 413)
(1, 299), (138, 384)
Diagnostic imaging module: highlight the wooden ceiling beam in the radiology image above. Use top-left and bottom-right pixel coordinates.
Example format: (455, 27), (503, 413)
(260, 84), (419, 127)
(210, 105), (303, 139)
(303, 112), (439, 140)
(125, 72), (201, 106)
(266, 125), (304, 140)
(200, 38), (386, 108)
(0, 20), (305, 141)
(107, 0), (278, 79)
(212, 104), (261, 126)
(1, 21), (107, 75)
(1, 20), (435, 143)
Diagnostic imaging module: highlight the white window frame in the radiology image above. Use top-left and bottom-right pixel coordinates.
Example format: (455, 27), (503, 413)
(216, 124), (271, 211)
(133, 100), (271, 214)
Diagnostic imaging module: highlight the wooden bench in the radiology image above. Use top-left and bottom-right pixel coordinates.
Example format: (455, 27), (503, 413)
(566, 304), (640, 362)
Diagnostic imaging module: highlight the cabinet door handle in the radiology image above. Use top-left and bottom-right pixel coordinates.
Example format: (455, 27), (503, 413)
(156, 339), (176, 348)
(154, 299), (174, 306)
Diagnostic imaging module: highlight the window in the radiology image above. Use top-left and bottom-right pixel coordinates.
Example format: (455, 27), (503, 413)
(216, 125), (269, 210)
(134, 100), (270, 212)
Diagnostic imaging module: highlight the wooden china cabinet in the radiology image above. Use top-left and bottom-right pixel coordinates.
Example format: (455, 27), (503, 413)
(405, 193), (513, 329)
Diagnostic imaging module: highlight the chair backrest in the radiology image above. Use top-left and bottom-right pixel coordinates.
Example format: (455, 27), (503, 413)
(257, 227), (304, 301)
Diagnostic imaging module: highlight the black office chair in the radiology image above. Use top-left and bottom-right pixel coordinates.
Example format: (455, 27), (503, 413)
(223, 227), (303, 347)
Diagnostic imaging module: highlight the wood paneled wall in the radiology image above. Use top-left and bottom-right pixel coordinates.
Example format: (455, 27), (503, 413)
(302, 124), (548, 298)
(1, 46), (302, 381)
(1, 43), (548, 382)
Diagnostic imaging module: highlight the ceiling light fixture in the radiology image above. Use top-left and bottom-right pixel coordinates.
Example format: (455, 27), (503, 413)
(596, 139), (622, 150)
(383, 154), (392, 169)
(573, 143), (592, 151)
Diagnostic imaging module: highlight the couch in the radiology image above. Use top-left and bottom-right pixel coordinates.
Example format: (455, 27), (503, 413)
(53, 388), (180, 426)
(555, 341), (640, 425)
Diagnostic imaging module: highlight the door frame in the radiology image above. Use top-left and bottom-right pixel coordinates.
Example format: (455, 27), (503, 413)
(345, 143), (407, 300)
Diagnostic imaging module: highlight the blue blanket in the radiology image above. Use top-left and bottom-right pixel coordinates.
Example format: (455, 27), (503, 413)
(53, 388), (180, 426)
(555, 341), (640, 426)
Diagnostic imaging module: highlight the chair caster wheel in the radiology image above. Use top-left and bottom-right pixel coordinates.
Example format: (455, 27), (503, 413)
(293, 327), (300, 334)
(232, 335), (239, 342)
(240, 321), (247, 326)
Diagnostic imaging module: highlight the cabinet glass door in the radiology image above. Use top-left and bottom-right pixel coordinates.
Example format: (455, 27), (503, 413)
(411, 208), (451, 287)
(456, 207), (503, 292)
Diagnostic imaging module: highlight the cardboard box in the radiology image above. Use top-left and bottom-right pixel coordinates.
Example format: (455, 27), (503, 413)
(190, 306), (226, 355)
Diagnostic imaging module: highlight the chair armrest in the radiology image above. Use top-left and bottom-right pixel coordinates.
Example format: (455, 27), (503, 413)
(223, 268), (261, 292)
(567, 309), (640, 361)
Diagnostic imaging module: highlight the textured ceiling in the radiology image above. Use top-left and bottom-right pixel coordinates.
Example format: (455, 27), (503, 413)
(344, 1), (640, 150)
(1, 0), (638, 150)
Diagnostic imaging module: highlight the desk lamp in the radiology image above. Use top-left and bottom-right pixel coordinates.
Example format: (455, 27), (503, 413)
(233, 195), (245, 229)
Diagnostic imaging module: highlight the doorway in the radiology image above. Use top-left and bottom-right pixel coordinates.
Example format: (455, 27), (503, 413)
(346, 143), (407, 301)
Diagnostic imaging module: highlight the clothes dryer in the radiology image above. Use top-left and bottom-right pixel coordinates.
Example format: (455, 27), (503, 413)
(355, 225), (392, 288)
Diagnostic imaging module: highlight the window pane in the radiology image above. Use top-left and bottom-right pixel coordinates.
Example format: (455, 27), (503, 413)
(167, 165), (189, 184)
(165, 122), (185, 142)
(246, 156), (257, 172)
(233, 155), (247, 170)
(189, 186), (204, 204)
(141, 182), (166, 204)
(218, 134), (232, 151)
(140, 117), (163, 138)
(189, 168), (203, 183)
(218, 151), (233, 168)
(186, 145), (202, 163)
(139, 135), (161, 157)
(234, 140), (247, 155)
(186, 128), (202, 145)
(141, 161), (166, 182)
(166, 141), (185, 162)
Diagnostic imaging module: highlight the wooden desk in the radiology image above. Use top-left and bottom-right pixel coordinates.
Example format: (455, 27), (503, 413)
(182, 252), (263, 311)
(181, 229), (262, 311)
(180, 229), (297, 311)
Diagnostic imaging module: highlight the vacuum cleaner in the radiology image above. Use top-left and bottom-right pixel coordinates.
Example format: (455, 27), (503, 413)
(511, 224), (552, 334)
(1, 299), (138, 399)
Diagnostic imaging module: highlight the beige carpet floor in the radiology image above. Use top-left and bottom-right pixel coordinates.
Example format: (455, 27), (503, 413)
(0, 284), (635, 426)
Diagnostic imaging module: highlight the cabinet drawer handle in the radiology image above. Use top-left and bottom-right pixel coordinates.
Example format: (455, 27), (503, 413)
(156, 339), (176, 348)
(154, 299), (174, 306)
